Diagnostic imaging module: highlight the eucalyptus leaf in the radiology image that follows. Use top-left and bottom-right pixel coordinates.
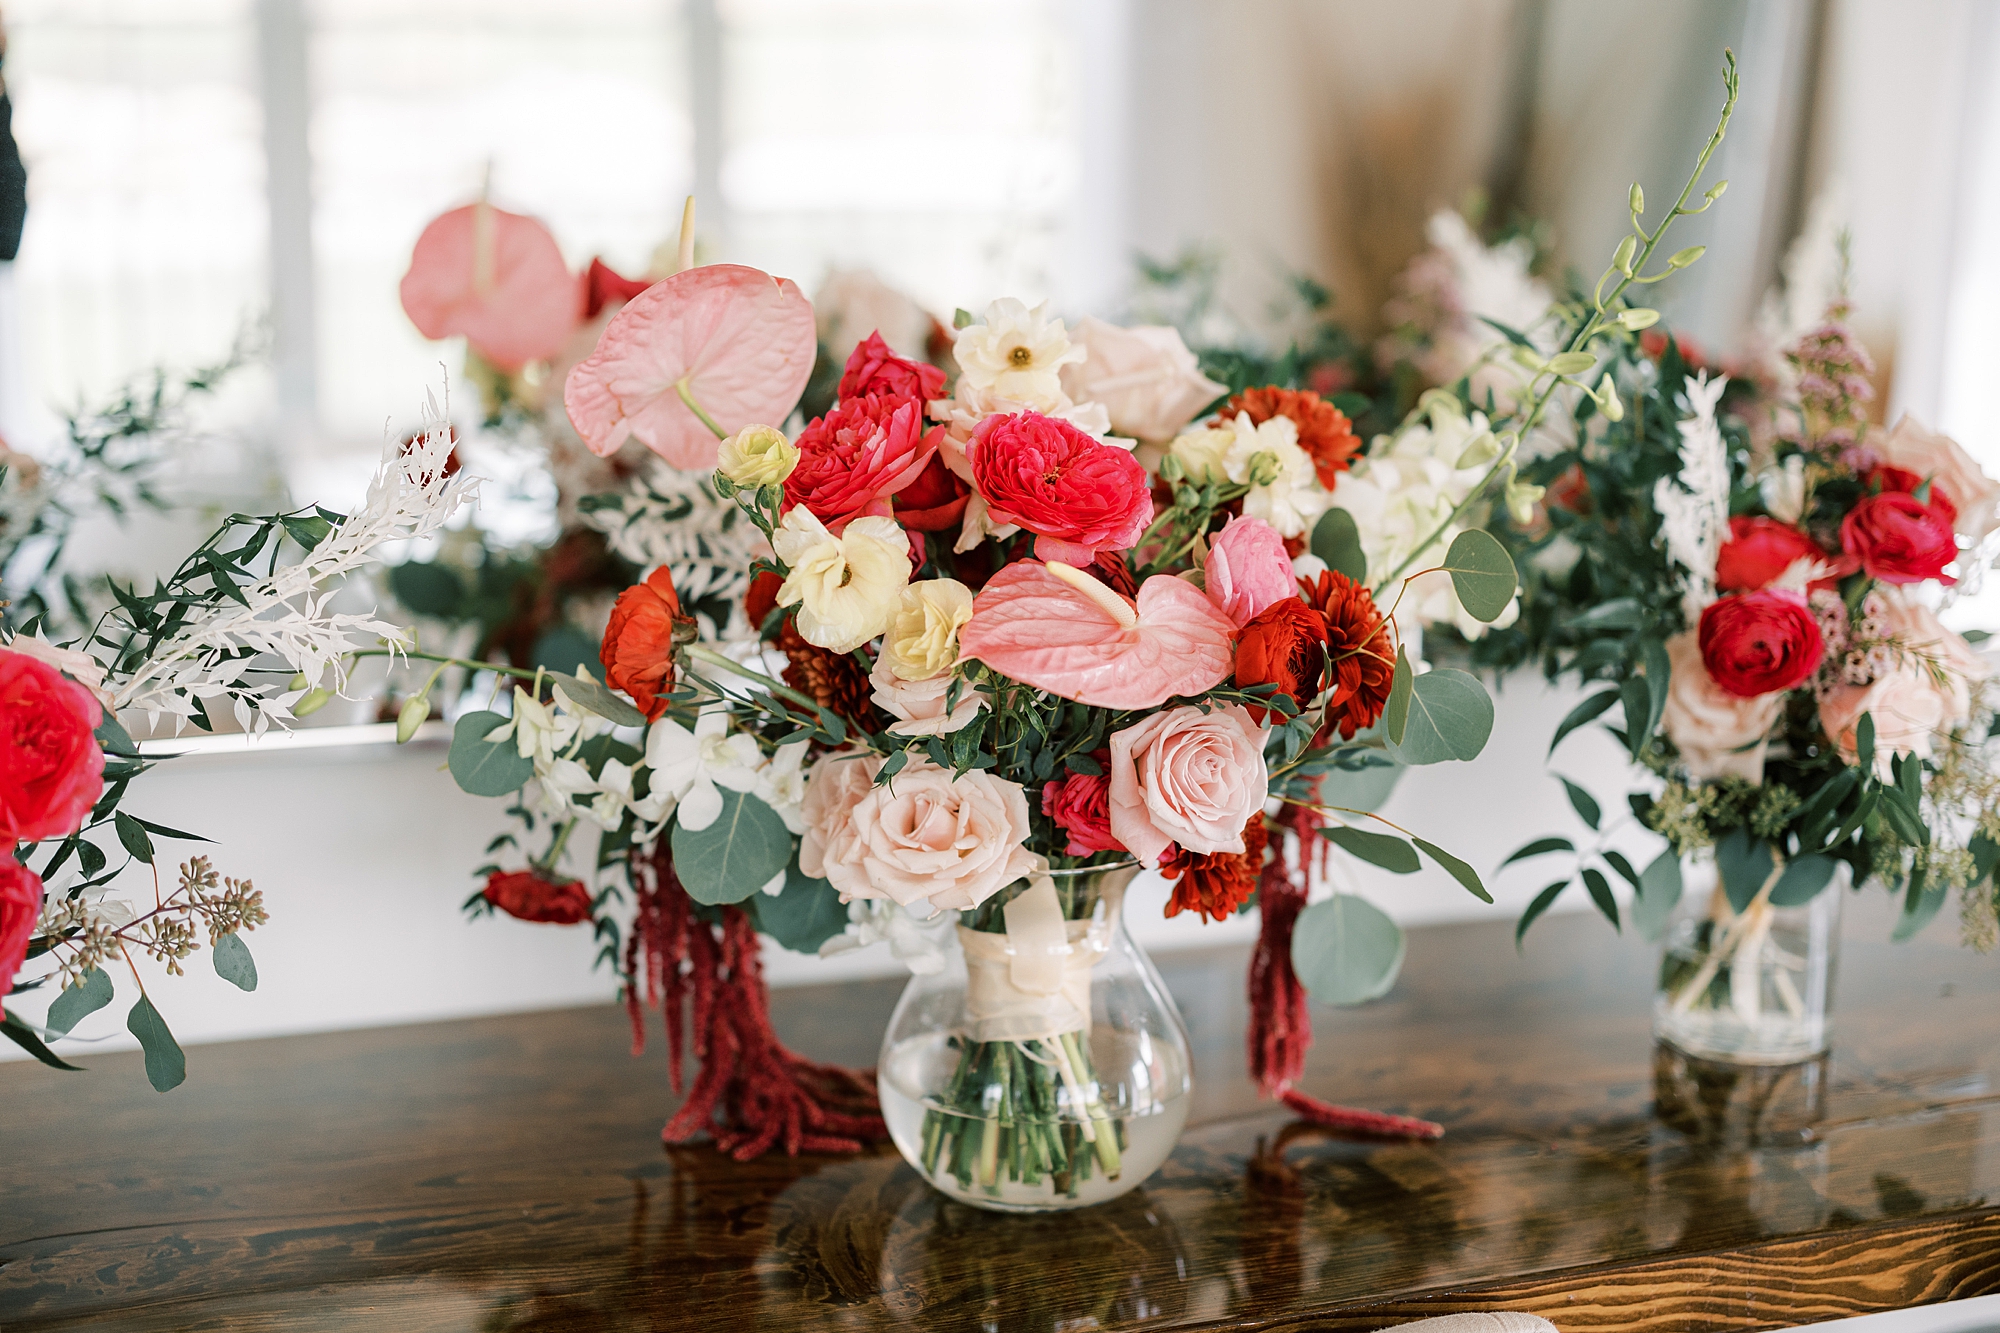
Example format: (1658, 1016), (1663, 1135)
(1559, 777), (1600, 831)
(1383, 648), (1415, 746)
(1582, 867), (1620, 931)
(1319, 825), (1420, 874)
(127, 995), (186, 1092)
(45, 967), (113, 1038)
(448, 711), (536, 798)
(1501, 836), (1574, 868)
(212, 933), (258, 991)
(1310, 508), (1367, 583)
(1385, 668), (1492, 765)
(1291, 894), (1406, 1006)
(755, 854), (850, 954)
(672, 789), (793, 906)
(1413, 837), (1492, 903)
(1516, 880), (1568, 947)
(1716, 829), (1775, 913)
(557, 669), (648, 728)
(1632, 851), (1683, 942)
(1769, 854), (1837, 908)
(1440, 530), (1517, 624)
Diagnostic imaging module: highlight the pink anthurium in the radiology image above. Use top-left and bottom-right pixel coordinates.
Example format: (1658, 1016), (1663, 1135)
(958, 561), (1237, 709)
(564, 264), (817, 470)
(399, 204), (582, 371)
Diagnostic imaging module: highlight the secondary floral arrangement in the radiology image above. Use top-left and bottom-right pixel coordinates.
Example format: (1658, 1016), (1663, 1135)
(1491, 55), (1997, 1058)
(3, 413), (473, 1087)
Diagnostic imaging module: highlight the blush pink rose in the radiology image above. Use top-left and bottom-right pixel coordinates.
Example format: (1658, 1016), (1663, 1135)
(1058, 316), (1225, 443)
(969, 411), (1153, 564)
(0, 649), (105, 845)
(1659, 631), (1782, 782)
(784, 394), (943, 534)
(1819, 594), (1988, 774)
(1107, 704), (1268, 868)
(1204, 515), (1298, 627)
(798, 748), (883, 878)
(0, 854), (42, 1017)
(867, 655), (987, 737)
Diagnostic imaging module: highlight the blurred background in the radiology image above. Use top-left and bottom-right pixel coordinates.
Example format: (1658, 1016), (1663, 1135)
(4, 0), (1998, 1055)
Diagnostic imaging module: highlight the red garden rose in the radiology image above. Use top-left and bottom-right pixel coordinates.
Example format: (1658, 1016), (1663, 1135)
(1041, 767), (1123, 855)
(483, 868), (594, 924)
(1300, 571), (1393, 740)
(1233, 597), (1328, 724)
(601, 565), (692, 721)
(1715, 516), (1829, 592)
(0, 854), (42, 1016)
(970, 410), (1154, 564)
(890, 454), (970, 532)
(1697, 591), (1825, 698)
(0, 649), (105, 845)
(783, 393), (942, 533)
(745, 569), (785, 638)
(1841, 490), (1958, 585)
(837, 330), (946, 403)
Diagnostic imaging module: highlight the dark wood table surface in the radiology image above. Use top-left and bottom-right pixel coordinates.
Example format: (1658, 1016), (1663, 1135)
(5, 894), (1997, 1332)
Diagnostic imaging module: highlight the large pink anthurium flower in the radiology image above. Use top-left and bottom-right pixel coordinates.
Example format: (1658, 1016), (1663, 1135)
(958, 561), (1237, 710)
(399, 204), (582, 371)
(563, 264), (816, 470)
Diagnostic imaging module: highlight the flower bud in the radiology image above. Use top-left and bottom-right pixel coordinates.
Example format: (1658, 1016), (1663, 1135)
(1597, 374), (1624, 423)
(1612, 234), (1637, 277)
(1158, 452), (1185, 483)
(1705, 180), (1729, 202)
(1546, 351), (1597, 377)
(715, 424), (798, 487)
(396, 694), (431, 743)
(288, 672), (311, 692)
(294, 687), (333, 717)
(1618, 307), (1661, 331)
(1454, 431), (1502, 470)
(1668, 245), (1707, 270)
(1505, 477), (1547, 525)
(1628, 183), (1644, 215)
(1511, 345), (1546, 371)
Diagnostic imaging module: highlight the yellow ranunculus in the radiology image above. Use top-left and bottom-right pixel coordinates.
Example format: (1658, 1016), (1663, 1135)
(772, 509), (910, 653)
(716, 424), (798, 487)
(882, 578), (974, 681)
(1167, 425), (1234, 485)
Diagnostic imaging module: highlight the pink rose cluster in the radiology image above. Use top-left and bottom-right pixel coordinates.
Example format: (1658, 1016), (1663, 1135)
(784, 334), (951, 536)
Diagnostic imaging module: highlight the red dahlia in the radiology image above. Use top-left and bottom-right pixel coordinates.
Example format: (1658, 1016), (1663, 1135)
(1302, 570), (1394, 740)
(1161, 815), (1269, 923)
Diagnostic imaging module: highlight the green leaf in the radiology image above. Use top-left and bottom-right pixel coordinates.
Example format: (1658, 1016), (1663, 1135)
(212, 933), (258, 991)
(1640, 638), (1672, 744)
(1, 1011), (84, 1070)
(1413, 837), (1492, 903)
(1440, 529), (1517, 624)
(1385, 668), (1493, 765)
(1891, 881), (1949, 942)
(1877, 785), (1926, 846)
(672, 789), (793, 906)
(1319, 825), (1420, 874)
(1501, 836), (1574, 868)
(1854, 712), (1876, 775)
(127, 995), (187, 1092)
(1632, 851), (1683, 942)
(1310, 508), (1367, 583)
(1291, 894), (1406, 1006)
(1971, 832), (2000, 885)
(388, 559), (465, 618)
(448, 711), (536, 797)
(1602, 849), (1641, 889)
(45, 967), (114, 1037)
(1559, 777), (1600, 831)
(1315, 756), (1404, 814)
(1619, 676), (1651, 760)
(1565, 598), (1645, 631)
(281, 513), (335, 553)
(1549, 690), (1618, 758)
(754, 852), (849, 954)
(113, 812), (154, 865)
(94, 713), (140, 758)
(1515, 880), (1568, 947)
(1716, 829), (1774, 912)
(1769, 854), (1837, 908)
(1582, 866), (1619, 931)
(1383, 647), (1415, 745)
(557, 669), (648, 729)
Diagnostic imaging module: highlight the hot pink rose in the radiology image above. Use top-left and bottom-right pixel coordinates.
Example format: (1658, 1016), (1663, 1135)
(783, 394), (943, 533)
(0, 649), (105, 845)
(1107, 704), (1268, 868)
(1204, 515), (1298, 627)
(969, 411), (1153, 564)
(837, 331), (946, 403)
(1041, 767), (1123, 855)
(0, 854), (41, 1017)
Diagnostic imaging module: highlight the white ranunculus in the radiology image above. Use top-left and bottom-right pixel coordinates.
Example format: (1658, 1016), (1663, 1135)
(951, 298), (1086, 405)
(771, 508), (912, 653)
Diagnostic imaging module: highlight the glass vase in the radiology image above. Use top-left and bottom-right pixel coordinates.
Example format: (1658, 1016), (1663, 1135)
(1652, 856), (1844, 1065)
(877, 865), (1194, 1213)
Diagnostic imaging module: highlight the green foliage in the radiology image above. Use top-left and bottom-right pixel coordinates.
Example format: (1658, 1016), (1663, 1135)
(212, 933), (258, 991)
(1632, 851), (1683, 941)
(1311, 509), (1367, 583)
(127, 995), (187, 1092)
(1386, 668), (1493, 765)
(1441, 529), (1517, 624)
(754, 854), (849, 955)
(1320, 825), (1419, 873)
(1291, 894), (1405, 1006)
(45, 967), (114, 1037)
(448, 711), (536, 797)
(557, 669), (647, 728)
(671, 790), (792, 906)
(1, 1010), (84, 1070)
(1716, 829), (1774, 913)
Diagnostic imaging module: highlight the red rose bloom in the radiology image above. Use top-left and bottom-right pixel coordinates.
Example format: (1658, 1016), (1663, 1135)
(1219, 387), (1362, 490)
(970, 411), (1154, 564)
(837, 330), (946, 403)
(1842, 490), (1958, 585)
(1300, 571), (1393, 740)
(1715, 516), (1829, 592)
(1160, 815), (1268, 923)
(1234, 597), (1328, 724)
(1041, 767), (1123, 855)
(600, 566), (692, 721)
(483, 869), (594, 924)
(0, 855), (42, 1016)
(0, 649), (105, 845)
(784, 394), (942, 533)
(890, 454), (970, 532)
(745, 569), (785, 638)
(1867, 464), (1959, 520)
(1698, 591), (1825, 697)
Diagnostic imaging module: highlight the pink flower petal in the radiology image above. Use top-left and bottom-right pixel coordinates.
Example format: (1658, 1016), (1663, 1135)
(959, 562), (1237, 709)
(1205, 515), (1299, 627)
(564, 264), (817, 469)
(399, 205), (582, 372)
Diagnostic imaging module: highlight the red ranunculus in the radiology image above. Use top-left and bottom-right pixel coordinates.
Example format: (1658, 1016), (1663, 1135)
(890, 454), (970, 532)
(970, 411), (1154, 564)
(745, 569), (785, 638)
(0, 649), (105, 845)
(837, 330), (946, 403)
(1233, 597), (1328, 724)
(783, 394), (942, 533)
(1041, 767), (1123, 855)
(0, 854), (42, 1016)
(483, 869), (594, 924)
(1842, 490), (1958, 585)
(1698, 591), (1825, 698)
(1715, 516), (1829, 592)
(601, 566), (692, 721)
(1867, 464), (1959, 521)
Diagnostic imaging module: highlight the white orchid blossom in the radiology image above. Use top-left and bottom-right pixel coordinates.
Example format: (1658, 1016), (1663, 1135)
(644, 709), (763, 831)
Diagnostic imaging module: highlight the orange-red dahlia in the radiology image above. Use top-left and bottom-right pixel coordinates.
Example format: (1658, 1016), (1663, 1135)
(1220, 387), (1362, 490)
(601, 565), (693, 721)
(1302, 570), (1393, 740)
(1161, 814), (1269, 923)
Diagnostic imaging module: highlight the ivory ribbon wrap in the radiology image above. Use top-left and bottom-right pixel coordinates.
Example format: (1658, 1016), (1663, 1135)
(959, 871), (1127, 1044)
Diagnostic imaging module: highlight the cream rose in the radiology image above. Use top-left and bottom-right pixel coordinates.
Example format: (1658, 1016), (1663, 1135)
(869, 655), (987, 736)
(881, 578), (974, 680)
(1875, 415), (2000, 541)
(1659, 632), (1782, 782)
(9, 635), (114, 708)
(798, 748), (883, 878)
(1107, 704), (1268, 867)
(716, 423), (797, 487)
(1059, 317), (1225, 443)
(771, 508), (911, 653)
(1167, 425), (1234, 484)
(1820, 593), (1988, 774)
(804, 754), (1037, 914)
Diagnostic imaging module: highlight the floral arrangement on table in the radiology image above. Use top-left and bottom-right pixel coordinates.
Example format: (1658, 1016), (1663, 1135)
(1, 414), (473, 1086)
(1488, 56), (1997, 1056)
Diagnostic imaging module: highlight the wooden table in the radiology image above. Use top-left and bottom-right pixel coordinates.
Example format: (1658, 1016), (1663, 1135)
(5, 895), (1997, 1332)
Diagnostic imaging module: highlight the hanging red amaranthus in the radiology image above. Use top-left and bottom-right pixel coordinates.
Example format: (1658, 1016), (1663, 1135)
(1247, 802), (1443, 1140)
(625, 842), (885, 1160)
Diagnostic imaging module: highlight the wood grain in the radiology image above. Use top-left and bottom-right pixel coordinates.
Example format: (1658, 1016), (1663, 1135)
(4, 895), (1996, 1332)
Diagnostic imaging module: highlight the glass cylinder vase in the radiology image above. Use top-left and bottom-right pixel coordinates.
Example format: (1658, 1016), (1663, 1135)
(1652, 855), (1844, 1065)
(876, 865), (1194, 1213)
